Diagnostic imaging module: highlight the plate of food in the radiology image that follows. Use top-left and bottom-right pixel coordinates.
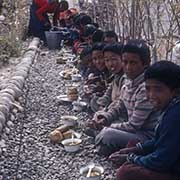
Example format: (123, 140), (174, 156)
(59, 69), (72, 80)
(59, 68), (79, 80)
(56, 94), (72, 103)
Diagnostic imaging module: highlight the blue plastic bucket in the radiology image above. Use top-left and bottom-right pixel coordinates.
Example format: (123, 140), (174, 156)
(45, 31), (62, 50)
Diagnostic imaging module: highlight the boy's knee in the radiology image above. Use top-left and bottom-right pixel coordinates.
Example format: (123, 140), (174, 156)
(116, 163), (132, 180)
(101, 127), (115, 145)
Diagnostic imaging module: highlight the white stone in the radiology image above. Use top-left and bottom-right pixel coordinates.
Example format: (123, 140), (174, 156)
(12, 108), (18, 114)
(0, 15), (5, 21)
(0, 123), (3, 133)
(0, 112), (6, 125)
(5, 127), (10, 134)
(0, 139), (6, 148)
(10, 114), (15, 121)
(7, 121), (14, 128)
(0, 148), (2, 156)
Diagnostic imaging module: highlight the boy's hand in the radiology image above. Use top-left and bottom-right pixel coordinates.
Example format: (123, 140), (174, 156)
(86, 120), (97, 129)
(95, 118), (106, 130)
(118, 147), (142, 155)
(86, 118), (106, 130)
(108, 152), (127, 165)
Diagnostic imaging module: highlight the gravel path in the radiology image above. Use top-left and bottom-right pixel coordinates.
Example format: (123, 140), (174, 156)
(0, 47), (116, 180)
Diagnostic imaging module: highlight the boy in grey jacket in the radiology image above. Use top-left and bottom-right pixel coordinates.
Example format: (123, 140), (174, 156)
(90, 43), (125, 112)
(93, 40), (159, 156)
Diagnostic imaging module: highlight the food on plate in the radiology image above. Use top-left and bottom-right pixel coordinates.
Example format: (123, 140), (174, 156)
(67, 87), (78, 101)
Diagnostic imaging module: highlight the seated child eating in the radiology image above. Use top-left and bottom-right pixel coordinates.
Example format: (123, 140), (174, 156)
(89, 42), (124, 113)
(93, 40), (159, 156)
(112, 61), (180, 180)
(83, 42), (111, 98)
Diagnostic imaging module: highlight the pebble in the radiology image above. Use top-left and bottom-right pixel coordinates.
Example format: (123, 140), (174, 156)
(7, 121), (14, 128)
(0, 139), (6, 148)
(0, 15), (5, 21)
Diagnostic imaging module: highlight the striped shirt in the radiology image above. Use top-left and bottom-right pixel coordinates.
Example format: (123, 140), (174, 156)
(104, 72), (159, 138)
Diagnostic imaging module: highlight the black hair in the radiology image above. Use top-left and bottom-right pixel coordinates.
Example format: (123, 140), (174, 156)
(73, 13), (86, 27)
(73, 14), (81, 26)
(103, 43), (124, 55)
(103, 31), (118, 42)
(144, 61), (180, 90)
(92, 42), (104, 52)
(59, 0), (69, 10)
(92, 29), (104, 43)
(122, 39), (151, 66)
(80, 46), (92, 59)
(80, 15), (92, 26)
(83, 24), (97, 37)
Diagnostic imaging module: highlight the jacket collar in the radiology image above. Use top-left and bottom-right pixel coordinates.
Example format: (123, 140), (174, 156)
(124, 72), (144, 88)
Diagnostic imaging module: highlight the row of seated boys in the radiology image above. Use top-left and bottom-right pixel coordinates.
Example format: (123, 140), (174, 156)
(76, 39), (180, 180)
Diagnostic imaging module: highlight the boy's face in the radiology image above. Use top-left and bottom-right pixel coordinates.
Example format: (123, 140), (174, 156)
(145, 79), (176, 110)
(83, 36), (92, 45)
(82, 54), (92, 67)
(122, 52), (145, 80)
(104, 51), (122, 74)
(92, 50), (105, 71)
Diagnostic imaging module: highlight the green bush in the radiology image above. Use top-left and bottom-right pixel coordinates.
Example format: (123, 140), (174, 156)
(0, 35), (20, 63)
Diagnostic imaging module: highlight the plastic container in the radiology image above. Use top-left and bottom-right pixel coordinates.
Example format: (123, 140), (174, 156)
(45, 31), (62, 50)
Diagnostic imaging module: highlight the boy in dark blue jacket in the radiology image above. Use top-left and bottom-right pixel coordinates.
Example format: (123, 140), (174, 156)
(109, 61), (180, 180)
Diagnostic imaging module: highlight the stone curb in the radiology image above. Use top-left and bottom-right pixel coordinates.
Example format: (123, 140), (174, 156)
(0, 38), (40, 137)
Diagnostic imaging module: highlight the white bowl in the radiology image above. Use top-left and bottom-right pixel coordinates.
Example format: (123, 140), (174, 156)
(72, 101), (87, 112)
(61, 115), (78, 126)
(71, 74), (82, 81)
(61, 138), (82, 152)
(80, 165), (104, 180)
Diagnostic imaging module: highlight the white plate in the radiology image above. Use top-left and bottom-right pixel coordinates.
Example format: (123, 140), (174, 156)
(56, 95), (72, 102)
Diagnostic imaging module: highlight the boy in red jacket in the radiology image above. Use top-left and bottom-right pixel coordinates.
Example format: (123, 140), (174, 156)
(28, 0), (68, 44)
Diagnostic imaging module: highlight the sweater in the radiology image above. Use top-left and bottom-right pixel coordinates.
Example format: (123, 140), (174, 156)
(102, 73), (159, 138)
(128, 96), (180, 175)
(96, 71), (124, 108)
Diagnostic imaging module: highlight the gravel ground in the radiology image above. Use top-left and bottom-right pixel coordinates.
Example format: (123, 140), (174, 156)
(0, 46), (116, 180)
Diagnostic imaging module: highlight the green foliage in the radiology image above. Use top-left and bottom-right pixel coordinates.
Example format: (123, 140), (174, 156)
(0, 35), (20, 63)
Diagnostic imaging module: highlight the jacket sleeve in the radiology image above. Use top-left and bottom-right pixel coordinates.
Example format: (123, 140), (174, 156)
(36, 3), (49, 22)
(96, 83), (113, 107)
(97, 75), (125, 111)
(110, 84), (154, 132)
(128, 105), (180, 172)
(102, 98), (128, 124)
(136, 139), (155, 155)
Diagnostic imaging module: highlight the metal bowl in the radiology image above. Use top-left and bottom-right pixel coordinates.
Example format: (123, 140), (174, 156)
(72, 101), (87, 112)
(61, 115), (78, 126)
(61, 138), (82, 153)
(80, 165), (104, 180)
